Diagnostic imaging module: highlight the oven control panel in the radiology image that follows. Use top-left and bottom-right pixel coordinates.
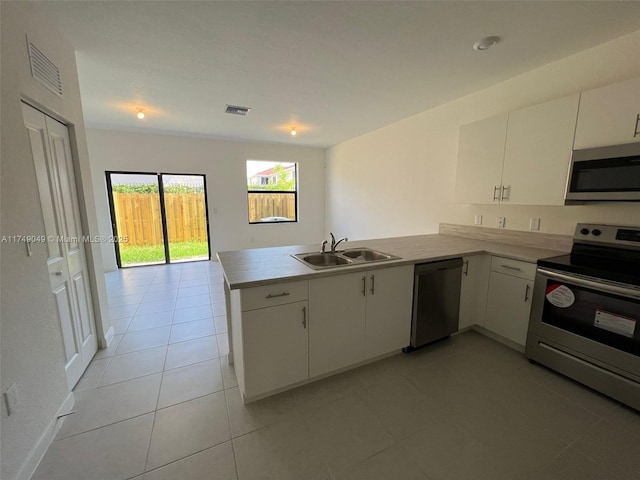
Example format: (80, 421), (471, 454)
(574, 223), (640, 249)
(616, 229), (640, 243)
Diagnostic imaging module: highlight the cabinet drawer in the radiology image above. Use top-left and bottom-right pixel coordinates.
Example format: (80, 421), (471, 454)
(490, 257), (536, 281)
(241, 281), (308, 311)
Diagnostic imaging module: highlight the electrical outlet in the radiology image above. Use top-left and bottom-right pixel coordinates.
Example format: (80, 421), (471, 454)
(496, 216), (505, 228)
(529, 218), (541, 231)
(5, 383), (19, 416)
(474, 215), (483, 225)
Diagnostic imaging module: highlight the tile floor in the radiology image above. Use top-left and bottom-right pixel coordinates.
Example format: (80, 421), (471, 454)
(32, 261), (640, 480)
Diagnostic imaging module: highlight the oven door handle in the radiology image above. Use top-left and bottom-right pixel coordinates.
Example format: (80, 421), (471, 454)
(538, 268), (640, 300)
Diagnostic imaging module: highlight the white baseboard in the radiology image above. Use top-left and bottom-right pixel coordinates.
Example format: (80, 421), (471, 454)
(13, 392), (75, 480)
(99, 326), (115, 349)
(472, 325), (525, 353)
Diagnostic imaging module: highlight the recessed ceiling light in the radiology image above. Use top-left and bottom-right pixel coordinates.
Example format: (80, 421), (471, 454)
(473, 36), (501, 51)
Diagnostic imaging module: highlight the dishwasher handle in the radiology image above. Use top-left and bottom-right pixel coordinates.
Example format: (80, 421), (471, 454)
(414, 257), (464, 274)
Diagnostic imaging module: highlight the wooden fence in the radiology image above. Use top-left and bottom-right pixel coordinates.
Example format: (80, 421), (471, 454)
(248, 192), (296, 222)
(113, 192), (207, 246)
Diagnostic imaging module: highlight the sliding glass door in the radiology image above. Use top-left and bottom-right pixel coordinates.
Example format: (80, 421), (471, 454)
(106, 172), (210, 268)
(163, 175), (209, 263)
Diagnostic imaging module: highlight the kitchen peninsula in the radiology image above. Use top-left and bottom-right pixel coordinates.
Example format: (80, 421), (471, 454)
(218, 225), (569, 403)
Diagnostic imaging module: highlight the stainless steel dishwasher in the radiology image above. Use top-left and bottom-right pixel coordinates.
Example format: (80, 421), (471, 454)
(405, 258), (463, 351)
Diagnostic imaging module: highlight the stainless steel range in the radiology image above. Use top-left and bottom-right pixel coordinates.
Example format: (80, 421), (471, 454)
(526, 223), (640, 411)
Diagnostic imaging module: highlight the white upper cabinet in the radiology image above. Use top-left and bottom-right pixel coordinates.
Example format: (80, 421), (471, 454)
(455, 94), (579, 206)
(455, 113), (508, 204)
(501, 94), (580, 206)
(574, 76), (640, 149)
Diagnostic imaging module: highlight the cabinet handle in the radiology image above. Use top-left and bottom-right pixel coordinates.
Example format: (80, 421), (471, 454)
(463, 260), (469, 276)
(501, 185), (510, 201)
(302, 306), (307, 329)
(265, 292), (290, 299)
(524, 284), (530, 302)
(634, 113), (640, 138)
(370, 274), (375, 295)
(501, 264), (522, 272)
(493, 186), (501, 201)
(54, 270), (63, 276)
(362, 276), (366, 296)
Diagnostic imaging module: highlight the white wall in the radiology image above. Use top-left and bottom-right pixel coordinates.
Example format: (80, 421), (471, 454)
(86, 129), (326, 271)
(327, 30), (640, 240)
(0, 3), (110, 479)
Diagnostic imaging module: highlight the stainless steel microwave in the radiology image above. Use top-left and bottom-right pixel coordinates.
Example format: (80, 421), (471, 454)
(565, 142), (640, 204)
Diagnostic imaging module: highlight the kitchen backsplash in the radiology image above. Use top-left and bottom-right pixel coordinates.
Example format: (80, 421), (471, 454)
(439, 223), (572, 252)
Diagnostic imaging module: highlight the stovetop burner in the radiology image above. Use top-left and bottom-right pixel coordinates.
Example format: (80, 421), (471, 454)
(539, 253), (640, 286)
(538, 223), (640, 287)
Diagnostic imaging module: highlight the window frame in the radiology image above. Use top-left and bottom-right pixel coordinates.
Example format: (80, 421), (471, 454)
(246, 161), (298, 224)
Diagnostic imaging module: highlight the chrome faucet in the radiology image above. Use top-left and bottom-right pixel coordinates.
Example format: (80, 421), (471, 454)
(320, 240), (328, 253)
(330, 232), (348, 253)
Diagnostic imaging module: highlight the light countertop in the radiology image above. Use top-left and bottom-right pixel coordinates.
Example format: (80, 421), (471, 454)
(217, 233), (567, 289)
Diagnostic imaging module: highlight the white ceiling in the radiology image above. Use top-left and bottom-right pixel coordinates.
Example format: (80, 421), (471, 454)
(34, 1), (640, 148)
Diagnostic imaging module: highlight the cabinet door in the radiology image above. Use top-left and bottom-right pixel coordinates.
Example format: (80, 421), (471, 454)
(309, 272), (366, 377)
(365, 265), (414, 359)
(484, 272), (533, 347)
(574, 77), (640, 149)
(243, 301), (309, 398)
(501, 94), (579, 205)
(459, 255), (490, 329)
(455, 113), (508, 204)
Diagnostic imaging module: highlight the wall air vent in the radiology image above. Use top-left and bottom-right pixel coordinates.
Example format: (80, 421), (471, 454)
(225, 105), (251, 115)
(27, 37), (63, 97)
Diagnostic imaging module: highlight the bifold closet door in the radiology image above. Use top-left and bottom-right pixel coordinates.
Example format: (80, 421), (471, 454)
(22, 102), (98, 389)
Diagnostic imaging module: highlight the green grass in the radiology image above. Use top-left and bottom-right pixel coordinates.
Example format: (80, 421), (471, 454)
(120, 241), (209, 266)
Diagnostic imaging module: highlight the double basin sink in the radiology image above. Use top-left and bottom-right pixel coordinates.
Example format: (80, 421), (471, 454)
(292, 248), (400, 270)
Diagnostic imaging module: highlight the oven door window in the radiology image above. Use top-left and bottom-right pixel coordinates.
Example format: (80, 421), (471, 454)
(542, 280), (640, 357)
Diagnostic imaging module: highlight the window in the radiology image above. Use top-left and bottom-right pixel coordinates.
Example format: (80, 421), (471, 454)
(247, 160), (297, 223)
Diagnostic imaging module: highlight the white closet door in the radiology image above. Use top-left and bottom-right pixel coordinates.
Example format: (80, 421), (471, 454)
(22, 102), (97, 389)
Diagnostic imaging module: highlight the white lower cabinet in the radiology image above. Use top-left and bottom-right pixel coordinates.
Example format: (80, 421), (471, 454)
(242, 301), (309, 398)
(309, 265), (413, 377)
(309, 272), (366, 377)
(458, 255), (490, 329)
(234, 281), (310, 400)
(484, 257), (535, 347)
(364, 265), (414, 359)
(230, 253), (541, 401)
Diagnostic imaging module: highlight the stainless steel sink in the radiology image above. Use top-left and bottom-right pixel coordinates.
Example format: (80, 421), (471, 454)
(342, 249), (392, 261)
(292, 248), (399, 270)
(300, 253), (353, 267)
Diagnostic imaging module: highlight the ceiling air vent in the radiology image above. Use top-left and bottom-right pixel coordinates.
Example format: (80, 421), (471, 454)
(225, 105), (251, 116)
(27, 38), (63, 97)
